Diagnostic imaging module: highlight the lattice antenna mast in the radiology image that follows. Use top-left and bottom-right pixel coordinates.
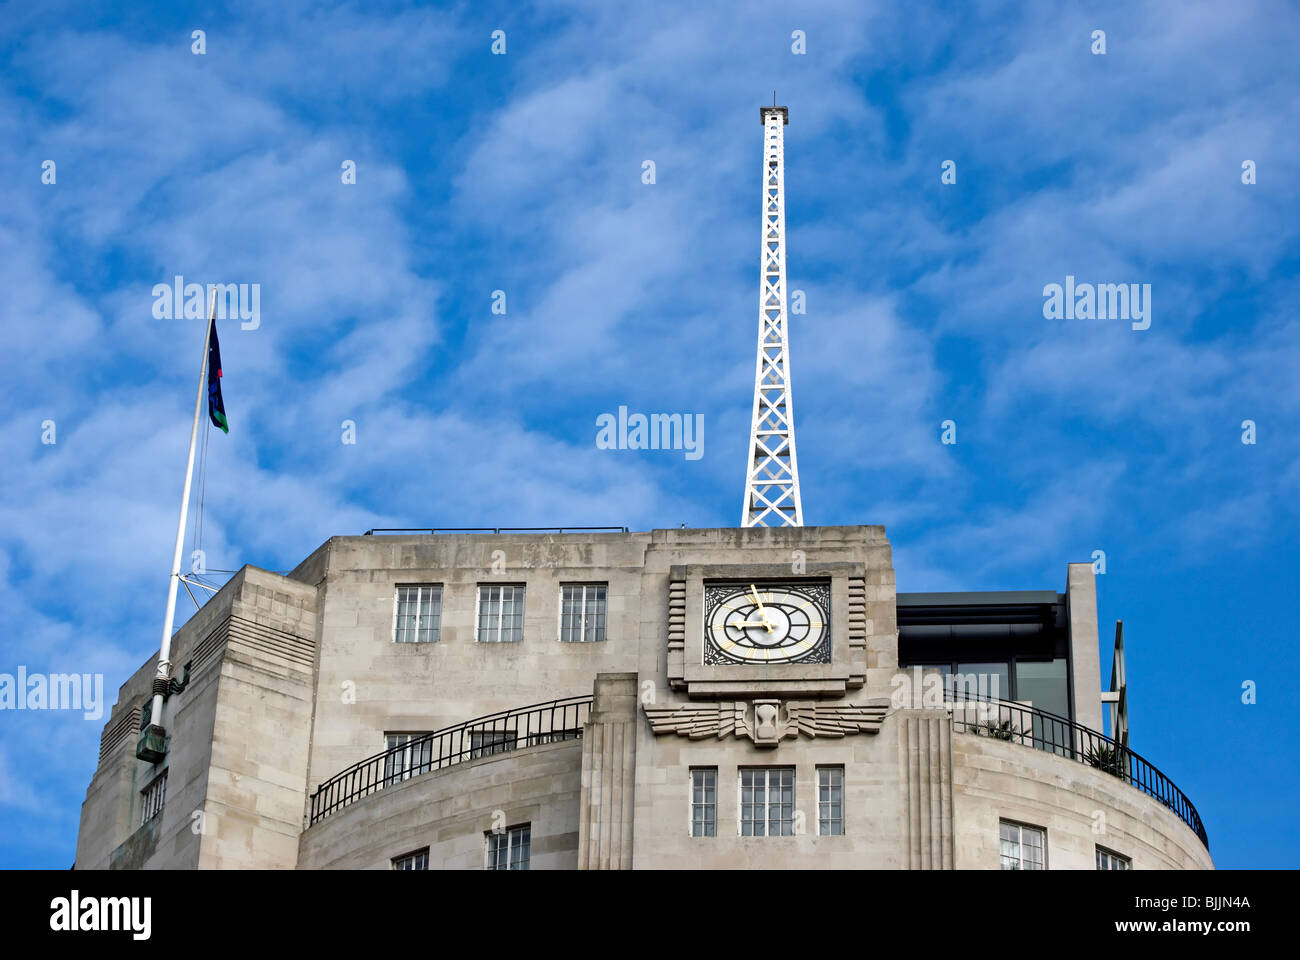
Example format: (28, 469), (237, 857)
(742, 104), (803, 527)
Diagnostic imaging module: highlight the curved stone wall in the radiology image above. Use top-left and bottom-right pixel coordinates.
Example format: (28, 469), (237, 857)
(951, 730), (1213, 869)
(297, 709), (1211, 870)
(298, 739), (583, 869)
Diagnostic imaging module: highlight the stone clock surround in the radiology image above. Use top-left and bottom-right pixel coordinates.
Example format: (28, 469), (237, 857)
(667, 562), (879, 699)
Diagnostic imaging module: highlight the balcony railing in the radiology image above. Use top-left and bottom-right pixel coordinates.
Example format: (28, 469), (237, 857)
(362, 527), (629, 536)
(308, 689), (1208, 850)
(946, 690), (1208, 849)
(309, 696), (593, 826)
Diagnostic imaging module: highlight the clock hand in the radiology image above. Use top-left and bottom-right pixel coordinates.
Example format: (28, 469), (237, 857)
(730, 620), (772, 628)
(748, 585), (775, 632)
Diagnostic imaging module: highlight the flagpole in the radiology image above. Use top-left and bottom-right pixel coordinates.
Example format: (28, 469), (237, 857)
(144, 288), (217, 746)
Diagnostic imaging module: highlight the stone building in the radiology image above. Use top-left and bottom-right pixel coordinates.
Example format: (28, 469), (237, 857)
(74, 525), (1212, 870)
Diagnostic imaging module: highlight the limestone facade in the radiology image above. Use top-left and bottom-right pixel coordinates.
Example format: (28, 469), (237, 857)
(75, 526), (1212, 870)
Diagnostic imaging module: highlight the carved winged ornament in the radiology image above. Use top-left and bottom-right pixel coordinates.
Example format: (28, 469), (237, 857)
(643, 698), (889, 748)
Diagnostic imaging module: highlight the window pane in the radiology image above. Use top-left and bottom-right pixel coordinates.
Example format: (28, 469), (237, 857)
(1016, 658), (1073, 752)
(383, 732), (432, 783)
(395, 585), (442, 643)
(488, 824), (532, 871)
(951, 662), (1010, 702)
(741, 768), (795, 838)
(1015, 658), (1069, 718)
(1097, 847), (1130, 870)
(393, 848), (429, 870)
(999, 821), (1046, 870)
(478, 586), (498, 641)
(478, 585), (524, 642)
(417, 586), (442, 642)
(691, 768), (717, 838)
(560, 584), (607, 642)
(1000, 821), (1023, 870)
(561, 586), (577, 642)
(818, 767), (844, 836)
(470, 729), (516, 759)
(586, 585), (606, 642)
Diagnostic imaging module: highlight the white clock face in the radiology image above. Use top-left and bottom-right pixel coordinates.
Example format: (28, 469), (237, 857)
(704, 582), (831, 665)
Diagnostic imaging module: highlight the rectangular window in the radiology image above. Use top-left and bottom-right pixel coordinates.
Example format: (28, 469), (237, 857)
(392, 848), (429, 870)
(140, 771), (167, 825)
(560, 584), (607, 642)
(523, 728), (583, 747)
(384, 733), (433, 784)
(691, 768), (717, 837)
(1000, 820), (1046, 870)
(817, 766), (844, 836)
(1096, 847), (1131, 870)
(469, 729), (516, 759)
(486, 824), (531, 870)
(477, 584), (525, 643)
(946, 662), (1011, 702)
(393, 584), (442, 643)
(740, 768), (795, 837)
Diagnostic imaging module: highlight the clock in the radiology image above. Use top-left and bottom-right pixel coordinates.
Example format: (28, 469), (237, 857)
(703, 582), (831, 665)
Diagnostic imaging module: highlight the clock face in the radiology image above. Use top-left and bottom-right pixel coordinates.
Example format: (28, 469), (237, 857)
(703, 582), (831, 665)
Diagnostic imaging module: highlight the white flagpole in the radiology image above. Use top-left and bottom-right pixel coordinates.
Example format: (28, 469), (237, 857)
(146, 288), (217, 736)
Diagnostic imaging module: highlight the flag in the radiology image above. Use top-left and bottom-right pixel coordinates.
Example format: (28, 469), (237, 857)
(207, 321), (228, 434)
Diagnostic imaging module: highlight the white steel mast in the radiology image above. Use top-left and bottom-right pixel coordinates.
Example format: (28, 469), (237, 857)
(138, 288), (217, 761)
(742, 104), (803, 527)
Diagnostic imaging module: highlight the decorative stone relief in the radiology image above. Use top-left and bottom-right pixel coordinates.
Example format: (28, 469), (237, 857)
(644, 698), (889, 748)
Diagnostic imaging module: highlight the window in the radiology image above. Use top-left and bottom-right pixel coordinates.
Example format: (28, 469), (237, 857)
(469, 729), (516, 759)
(1014, 658), (1070, 719)
(1097, 847), (1131, 870)
(943, 663), (1011, 703)
(384, 733), (433, 784)
(392, 848), (429, 870)
(393, 584), (442, 643)
(486, 824), (530, 870)
(1000, 820), (1046, 870)
(140, 771), (167, 825)
(523, 728), (582, 747)
(477, 585), (524, 643)
(740, 768), (795, 837)
(817, 767), (844, 836)
(691, 768), (717, 837)
(561, 584), (607, 642)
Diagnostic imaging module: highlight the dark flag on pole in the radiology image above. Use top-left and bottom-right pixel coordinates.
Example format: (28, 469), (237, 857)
(207, 322), (229, 434)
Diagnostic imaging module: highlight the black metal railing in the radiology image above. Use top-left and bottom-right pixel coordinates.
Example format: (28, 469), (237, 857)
(308, 696), (592, 825)
(946, 690), (1208, 849)
(362, 527), (629, 536)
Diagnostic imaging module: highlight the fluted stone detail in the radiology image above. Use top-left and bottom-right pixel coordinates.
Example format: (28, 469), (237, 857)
(578, 673), (638, 870)
(899, 712), (954, 869)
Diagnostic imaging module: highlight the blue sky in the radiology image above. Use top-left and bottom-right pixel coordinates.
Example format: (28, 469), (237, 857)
(1, 0), (1297, 868)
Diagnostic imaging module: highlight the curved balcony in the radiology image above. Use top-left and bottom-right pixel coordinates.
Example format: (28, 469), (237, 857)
(309, 696), (593, 825)
(947, 692), (1208, 849)
(307, 690), (1208, 853)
